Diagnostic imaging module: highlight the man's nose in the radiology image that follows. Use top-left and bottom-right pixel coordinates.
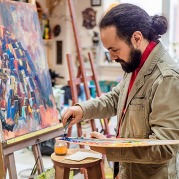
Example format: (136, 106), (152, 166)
(109, 52), (117, 61)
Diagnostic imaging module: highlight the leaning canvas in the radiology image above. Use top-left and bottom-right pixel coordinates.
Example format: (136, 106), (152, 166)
(0, 0), (59, 140)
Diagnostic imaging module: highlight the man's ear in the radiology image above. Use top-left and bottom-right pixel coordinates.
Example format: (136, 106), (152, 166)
(131, 31), (143, 48)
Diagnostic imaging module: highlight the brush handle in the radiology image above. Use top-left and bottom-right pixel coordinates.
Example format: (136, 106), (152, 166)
(63, 116), (73, 135)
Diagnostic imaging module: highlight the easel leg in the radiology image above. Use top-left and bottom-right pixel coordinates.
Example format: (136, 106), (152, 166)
(103, 118), (110, 135)
(32, 144), (44, 174)
(100, 160), (106, 179)
(67, 126), (72, 137)
(0, 140), (5, 179)
(77, 122), (82, 137)
(4, 156), (8, 179)
(90, 119), (97, 132)
(67, 123), (84, 148)
(6, 153), (17, 179)
(77, 123), (84, 148)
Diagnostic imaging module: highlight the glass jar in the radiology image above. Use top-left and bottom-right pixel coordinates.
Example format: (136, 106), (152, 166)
(54, 139), (67, 156)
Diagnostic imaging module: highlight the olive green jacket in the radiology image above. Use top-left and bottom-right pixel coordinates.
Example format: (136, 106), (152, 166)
(79, 42), (179, 179)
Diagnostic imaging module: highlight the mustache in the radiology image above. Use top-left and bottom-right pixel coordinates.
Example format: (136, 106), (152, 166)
(115, 59), (124, 63)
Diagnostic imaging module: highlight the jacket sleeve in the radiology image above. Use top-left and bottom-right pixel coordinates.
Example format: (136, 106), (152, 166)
(77, 81), (122, 120)
(106, 75), (179, 164)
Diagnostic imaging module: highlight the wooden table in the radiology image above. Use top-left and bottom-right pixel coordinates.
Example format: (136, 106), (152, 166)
(51, 148), (104, 179)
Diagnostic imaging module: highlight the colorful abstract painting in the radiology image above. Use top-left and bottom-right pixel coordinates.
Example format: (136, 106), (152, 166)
(0, 0), (59, 140)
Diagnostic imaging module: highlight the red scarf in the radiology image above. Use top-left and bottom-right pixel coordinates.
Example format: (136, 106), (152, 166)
(128, 41), (156, 94)
(117, 41), (156, 137)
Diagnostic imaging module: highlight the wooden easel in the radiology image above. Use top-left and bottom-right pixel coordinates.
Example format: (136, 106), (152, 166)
(66, 53), (110, 137)
(0, 123), (63, 179)
(0, 1), (64, 178)
(66, 0), (110, 138)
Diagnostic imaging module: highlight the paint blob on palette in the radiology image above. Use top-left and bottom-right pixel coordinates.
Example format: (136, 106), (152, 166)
(58, 137), (179, 148)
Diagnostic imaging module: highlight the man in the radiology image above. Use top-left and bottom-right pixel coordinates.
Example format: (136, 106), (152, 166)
(62, 3), (179, 179)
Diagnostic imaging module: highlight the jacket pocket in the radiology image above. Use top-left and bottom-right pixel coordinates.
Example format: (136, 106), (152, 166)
(128, 97), (148, 138)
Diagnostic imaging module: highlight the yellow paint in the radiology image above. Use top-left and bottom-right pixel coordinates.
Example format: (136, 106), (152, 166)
(19, 49), (23, 56)
(8, 44), (13, 52)
(28, 105), (32, 113)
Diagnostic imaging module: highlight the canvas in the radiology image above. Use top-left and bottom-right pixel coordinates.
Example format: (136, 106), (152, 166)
(0, 0), (59, 140)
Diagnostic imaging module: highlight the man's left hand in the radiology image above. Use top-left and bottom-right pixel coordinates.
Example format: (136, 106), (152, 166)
(90, 131), (107, 154)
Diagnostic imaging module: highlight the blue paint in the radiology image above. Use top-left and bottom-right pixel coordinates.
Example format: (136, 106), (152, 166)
(8, 59), (14, 70)
(10, 105), (15, 120)
(14, 100), (19, 112)
(29, 97), (34, 108)
(7, 89), (12, 119)
(28, 77), (35, 90)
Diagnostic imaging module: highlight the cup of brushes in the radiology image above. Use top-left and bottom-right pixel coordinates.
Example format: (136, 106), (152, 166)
(54, 116), (73, 155)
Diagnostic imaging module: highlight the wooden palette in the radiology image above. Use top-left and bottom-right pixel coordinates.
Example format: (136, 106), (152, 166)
(57, 137), (179, 148)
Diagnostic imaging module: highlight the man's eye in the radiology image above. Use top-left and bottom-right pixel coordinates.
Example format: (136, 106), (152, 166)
(112, 49), (118, 52)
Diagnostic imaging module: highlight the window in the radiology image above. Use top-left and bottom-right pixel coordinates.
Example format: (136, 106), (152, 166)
(103, 0), (162, 15)
(103, 0), (178, 57)
(120, 0), (162, 15)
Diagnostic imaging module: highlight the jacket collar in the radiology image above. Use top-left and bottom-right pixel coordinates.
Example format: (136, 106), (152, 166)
(126, 42), (166, 107)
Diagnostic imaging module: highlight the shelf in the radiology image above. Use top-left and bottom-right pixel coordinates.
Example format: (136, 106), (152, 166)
(43, 39), (54, 42)
(43, 39), (54, 47)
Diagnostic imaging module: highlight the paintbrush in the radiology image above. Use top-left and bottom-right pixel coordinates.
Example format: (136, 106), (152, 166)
(63, 116), (73, 137)
(30, 156), (39, 175)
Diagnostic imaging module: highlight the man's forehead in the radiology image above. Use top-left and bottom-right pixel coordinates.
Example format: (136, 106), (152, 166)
(100, 26), (118, 39)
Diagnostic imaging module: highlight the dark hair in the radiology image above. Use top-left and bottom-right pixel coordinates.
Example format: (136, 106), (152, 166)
(99, 3), (168, 43)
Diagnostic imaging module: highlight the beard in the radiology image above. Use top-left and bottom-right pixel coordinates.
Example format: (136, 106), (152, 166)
(115, 46), (142, 73)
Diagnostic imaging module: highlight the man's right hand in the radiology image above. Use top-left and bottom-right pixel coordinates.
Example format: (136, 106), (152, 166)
(62, 105), (83, 127)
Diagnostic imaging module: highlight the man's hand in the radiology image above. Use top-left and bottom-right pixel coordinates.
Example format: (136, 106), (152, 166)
(90, 131), (107, 139)
(62, 105), (83, 127)
(90, 131), (107, 154)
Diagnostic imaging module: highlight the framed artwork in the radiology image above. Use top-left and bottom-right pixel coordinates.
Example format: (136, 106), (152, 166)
(91, 0), (101, 6)
(82, 8), (97, 29)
